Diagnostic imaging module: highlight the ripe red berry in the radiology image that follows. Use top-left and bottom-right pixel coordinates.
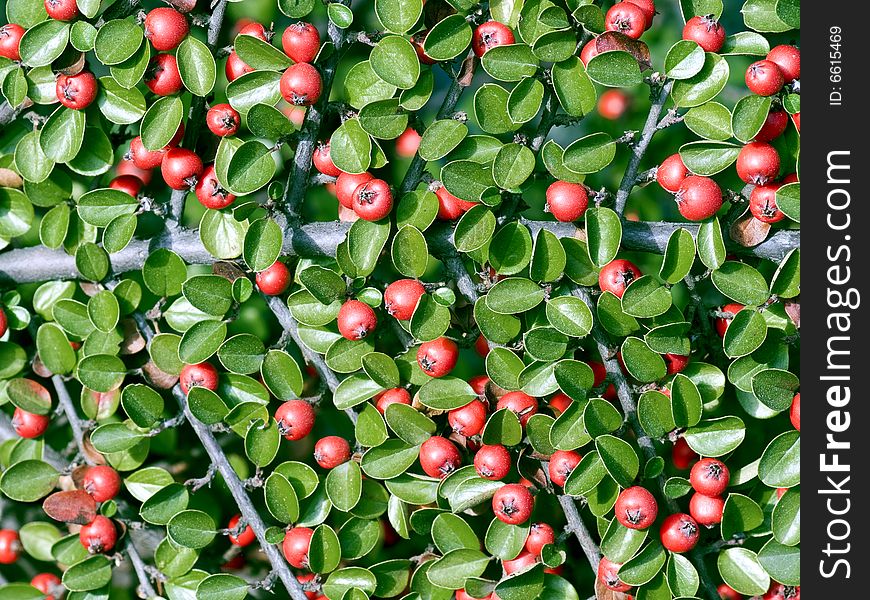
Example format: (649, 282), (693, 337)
(492, 483), (534, 525)
(30, 573), (61, 599)
(749, 183), (785, 224)
(227, 514), (256, 547)
(598, 259), (642, 298)
(457, 591), (492, 600)
(396, 127), (422, 158)
(675, 175), (723, 221)
(410, 31), (436, 65)
(745, 60), (784, 97)
(109, 175), (143, 197)
(605, 2), (647, 39)
(225, 51), (253, 82)
(790, 393), (800, 431)
(624, 0), (656, 28)
(469, 375), (489, 396)
(448, 399), (487, 437)
(755, 109), (789, 142)
(472, 21), (515, 58)
(0, 530), (20, 564)
(763, 583), (800, 600)
(598, 556), (631, 592)
(180, 362), (219, 394)
(352, 178), (393, 221)
(256, 261), (292, 296)
(714, 303), (744, 337)
(598, 89), (630, 120)
(659, 513), (699, 553)
(690, 457), (730, 496)
(296, 572), (319, 600)
(496, 391), (538, 427)
(12, 407), (50, 438)
(548, 450), (581, 487)
(474, 334), (490, 358)
(580, 38), (599, 65)
(717, 583), (742, 600)
(162, 148), (203, 190)
(128, 136), (165, 170)
(737, 142), (780, 185)
(336, 172), (374, 209)
(0, 308), (5, 338)
(313, 141), (342, 178)
(146, 54), (183, 96)
(791, 112), (800, 133)
(689, 492), (725, 526)
(56, 72), (97, 110)
(313, 436), (351, 469)
(503, 549), (537, 574)
(656, 153), (689, 192)
(280, 63), (322, 106)
(195, 165), (236, 210)
(766, 45), (800, 83)
(545, 181), (589, 222)
(664, 353), (690, 375)
(82, 465), (121, 503)
(474, 444), (511, 480)
(374, 387), (412, 413)
(672, 438), (698, 470)
(435, 185), (477, 220)
(615, 486), (658, 530)
(44, 0), (78, 21)
(417, 337), (458, 378)
(79, 515), (117, 554)
(525, 522), (555, 556)
(206, 104), (241, 137)
(282, 527), (314, 568)
(282, 22), (320, 63)
(419, 436), (461, 479)
(117, 159), (154, 185)
(384, 279), (425, 321)
(682, 15), (725, 52)
(275, 399), (315, 441)
(144, 8), (189, 51)
(548, 392), (573, 416)
(0, 24), (25, 61)
(338, 299), (378, 341)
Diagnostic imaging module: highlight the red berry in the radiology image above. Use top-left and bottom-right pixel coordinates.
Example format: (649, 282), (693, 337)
(180, 362), (219, 394)
(228, 514), (256, 547)
(615, 486), (658, 529)
(353, 178), (393, 221)
(746, 60), (784, 97)
(256, 261), (292, 296)
(605, 2), (647, 39)
(282, 22), (320, 63)
(457, 591), (492, 600)
(496, 391), (538, 427)
(31, 573), (62, 600)
(548, 393), (573, 416)
(44, 0), (78, 21)
(763, 583), (800, 600)
(682, 15), (725, 52)
(749, 183), (785, 224)
(503, 549), (537, 574)
(548, 450), (581, 487)
(0, 24), (25, 61)
(146, 54), (183, 96)
(336, 171), (374, 209)
(144, 8), (189, 51)
(297, 572), (318, 599)
(56, 72), (97, 110)
(195, 165), (236, 210)
(435, 185), (477, 220)
(384, 279), (425, 321)
(474, 444), (511, 480)
(755, 109), (789, 142)
(0, 530), (20, 564)
(659, 513), (699, 553)
(313, 141), (342, 178)
(791, 112), (800, 133)
(128, 136), (165, 170)
(0, 308), (6, 338)
(492, 483), (534, 525)
(589, 361), (607, 388)
(672, 438), (698, 470)
(417, 337), (458, 378)
(766, 45), (800, 83)
(714, 303), (744, 337)
(448, 399), (487, 437)
(337, 299), (378, 341)
(82, 465), (121, 503)
(396, 127), (422, 158)
(664, 353), (689, 375)
(411, 31), (436, 65)
(790, 393), (800, 431)
(545, 181), (589, 222)
(206, 104), (241, 137)
(737, 142), (780, 185)
(472, 21), (515, 58)
(374, 388), (411, 413)
(162, 148), (203, 190)
(282, 527), (314, 568)
(598, 259), (642, 298)
(313, 436), (350, 469)
(225, 51), (253, 82)
(469, 375), (489, 396)
(117, 159), (153, 185)
(598, 89), (630, 120)
(12, 407), (50, 438)
(598, 556), (631, 592)
(689, 492), (725, 526)
(624, 0), (656, 28)
(419, 436), (461, 479)
(280, 63), (322, 106)
(79, 515), (117, 554)
(275, 399), (315, 441)
(717, 583), (743, 600)
(690, 457), (730, 496)
(656, 153), (689, 192)
(580, 38), (599, 65)
(525, 522), (555, 555)
(109, 175), (143, 197)
(238, 22), (268, 39)
(675, 175), (723, 221)
(474, 334), (490, 358)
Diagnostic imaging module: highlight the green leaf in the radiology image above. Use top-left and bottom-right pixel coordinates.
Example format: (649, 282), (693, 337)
(585, 207), (622, 267)
(0, 460), (58, 502)
(717, 548), (769, 596)
(371, 35), (420, 89)
(94, 18), (143, 65)
(732, 95), (773, 143)
(424, 15), (472, 61)
(244, 218), (283, 272)
(19, 20), (69, 67)
(140, 96), (184, 151)
(684, 102), (733, 141)
(596, 435), (640, 488)
(672, 52), (729, 108)
(680, 141), (740, 176)
(659, 228), (696, 284)
(712, 262), (770, 306)
(375, 0), (423, 34)
(758, 430), (800, 488)
(621, 276), (672, 318)
(326, 460), (363, 512)
(664, 40), (705, 80)
(486, 277), (545, 314)
(168, 510), (217, 549)
(39, 106), (85, 163)
(177, 36), (217, 96)
(36, 324), (76, 375)
(586, 51), (642, 88)
(481, 44), (539, 82)
(684, 416), (746, 457)
(562, 133), (616, 175)
(392, 225), (428, 278)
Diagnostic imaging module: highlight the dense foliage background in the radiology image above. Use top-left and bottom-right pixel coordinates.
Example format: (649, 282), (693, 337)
(0, 0), (800, 598)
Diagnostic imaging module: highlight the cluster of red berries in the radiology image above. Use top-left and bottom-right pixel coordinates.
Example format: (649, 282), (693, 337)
(314, 145), (395, 222)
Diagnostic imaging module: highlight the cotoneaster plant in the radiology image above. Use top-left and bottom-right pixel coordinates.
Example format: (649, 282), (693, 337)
(0, 1), (800, 599)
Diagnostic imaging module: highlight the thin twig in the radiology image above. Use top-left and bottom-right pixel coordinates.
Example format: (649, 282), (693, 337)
(125, 537), (159, 599)
(51, 375), (95, 466)
(558, 495), (600, 571)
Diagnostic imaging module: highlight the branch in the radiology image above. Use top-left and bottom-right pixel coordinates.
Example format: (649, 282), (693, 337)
(125, 537), (159, 599)
(558, 495), (600, 572)
(0, 101), (27, 127)
(51, 375), (96, 466)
